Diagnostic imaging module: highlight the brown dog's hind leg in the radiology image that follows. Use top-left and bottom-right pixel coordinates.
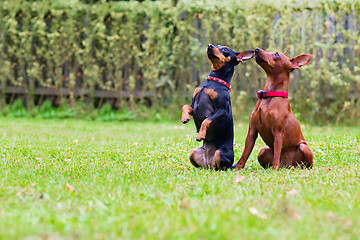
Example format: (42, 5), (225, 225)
(258, 147), (296, 169)
(258, 147), (274, 169)
(283, 144), (313, 168)
(258, 145), (313, 169)
(298, 143), (313, 168)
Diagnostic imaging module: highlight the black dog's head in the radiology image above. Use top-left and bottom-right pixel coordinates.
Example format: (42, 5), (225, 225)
(207, 44), (255, 72)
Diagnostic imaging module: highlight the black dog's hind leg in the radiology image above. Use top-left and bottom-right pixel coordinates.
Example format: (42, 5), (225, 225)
(214, 146), (234, 170)
(189, 147), (206, 168)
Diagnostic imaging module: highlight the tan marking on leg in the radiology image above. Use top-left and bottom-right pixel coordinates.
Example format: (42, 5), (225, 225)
(196, 118), (212, 141)
(193, 87), (203, 98)
(203, 141), (217, 169)
(212, 150), (221, 170)
(181, 105), (193, 123)
(204, 88), (218, 100)
(189, 148), (206, 168)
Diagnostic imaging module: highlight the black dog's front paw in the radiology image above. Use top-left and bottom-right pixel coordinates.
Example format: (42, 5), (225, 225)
(181, 118), (190, 124)
(196, 134), (205, 142)
(196, 129), (206, 141)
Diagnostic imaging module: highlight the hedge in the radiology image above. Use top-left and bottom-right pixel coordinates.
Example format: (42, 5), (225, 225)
(0, 0), (359, 123)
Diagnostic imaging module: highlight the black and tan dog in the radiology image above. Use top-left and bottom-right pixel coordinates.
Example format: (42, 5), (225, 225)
(181, 44), (254, 170)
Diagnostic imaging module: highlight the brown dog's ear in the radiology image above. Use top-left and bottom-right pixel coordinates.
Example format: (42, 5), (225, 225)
(290, 54), (313, 69)
(236, 50), (255, 63)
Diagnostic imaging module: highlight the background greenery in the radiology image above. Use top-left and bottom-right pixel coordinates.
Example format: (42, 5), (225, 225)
(0, 0), (359, 124)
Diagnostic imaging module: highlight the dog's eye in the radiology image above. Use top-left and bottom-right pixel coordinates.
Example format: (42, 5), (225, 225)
(223, 48), (229, 52)
(274, 52), (280, 58)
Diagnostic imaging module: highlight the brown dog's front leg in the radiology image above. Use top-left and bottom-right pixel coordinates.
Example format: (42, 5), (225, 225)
(272, 131), (283, 170)
(181, 105), (193, 124)
(236, 127), (258, 170)
(196, 118), (212, 141)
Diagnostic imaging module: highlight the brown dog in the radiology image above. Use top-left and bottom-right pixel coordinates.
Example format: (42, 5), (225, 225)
(234, 48), (314, 170)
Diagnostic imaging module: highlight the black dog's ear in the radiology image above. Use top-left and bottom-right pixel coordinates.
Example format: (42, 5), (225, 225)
(235, 50), (255, 63)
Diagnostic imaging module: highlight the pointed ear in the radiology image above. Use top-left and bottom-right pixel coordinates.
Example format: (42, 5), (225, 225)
(236, 50), (255, 63)
(290, 54), (313, 69)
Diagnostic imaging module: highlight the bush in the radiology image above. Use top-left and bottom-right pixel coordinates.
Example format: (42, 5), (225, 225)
(0, 0), (359, 123)
(10, 100), (27, 118)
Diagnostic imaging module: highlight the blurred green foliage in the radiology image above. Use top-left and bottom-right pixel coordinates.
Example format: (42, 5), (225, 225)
(0, 0), (359, 124)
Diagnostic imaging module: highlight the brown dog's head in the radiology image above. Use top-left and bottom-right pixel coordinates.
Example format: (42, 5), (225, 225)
(254, 47), (313, 75)
(207, 44), (254, 72)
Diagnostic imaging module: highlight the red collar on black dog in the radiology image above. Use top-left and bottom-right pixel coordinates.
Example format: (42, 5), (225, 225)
(206, 76), (231, 90)
(257, 90), (288, 99)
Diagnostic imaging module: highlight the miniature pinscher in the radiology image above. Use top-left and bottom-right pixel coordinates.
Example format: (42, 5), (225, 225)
(182, 44), (254, 170)
(234, 47), (314, 170)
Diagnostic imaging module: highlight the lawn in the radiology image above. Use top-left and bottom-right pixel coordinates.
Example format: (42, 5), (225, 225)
(0, 117), (359, 239)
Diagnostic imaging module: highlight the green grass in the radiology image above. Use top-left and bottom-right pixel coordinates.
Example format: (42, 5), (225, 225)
(0, 117), (359, 239)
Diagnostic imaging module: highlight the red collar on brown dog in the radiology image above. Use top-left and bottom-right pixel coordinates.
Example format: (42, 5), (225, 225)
(257, 90), (288, 99)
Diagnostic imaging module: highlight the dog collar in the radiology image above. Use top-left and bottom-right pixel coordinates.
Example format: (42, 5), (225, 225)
(257, 90), (288, 99)
(206, 76), (231, 90)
